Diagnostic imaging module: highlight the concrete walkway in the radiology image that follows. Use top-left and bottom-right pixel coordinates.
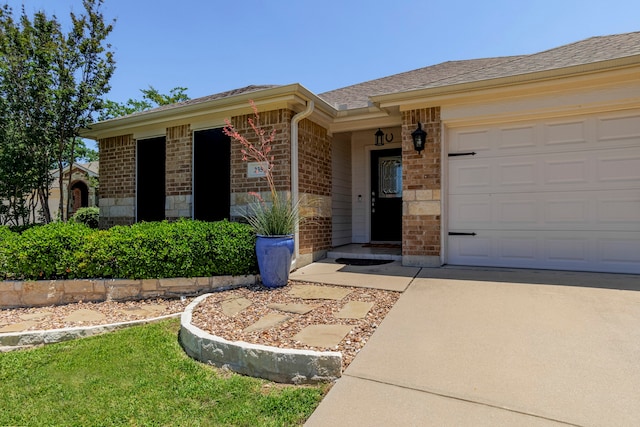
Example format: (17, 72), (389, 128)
(301, 264), (640, 427)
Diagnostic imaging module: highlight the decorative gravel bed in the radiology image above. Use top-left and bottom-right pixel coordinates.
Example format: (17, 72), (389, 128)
(1, 281), (401, 369)
(190, 281), (401, 368)
(0, 298), (194, 331)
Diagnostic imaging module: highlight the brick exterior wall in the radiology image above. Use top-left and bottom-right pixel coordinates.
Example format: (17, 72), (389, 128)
(232, 109), (292, 192)
(402, 107), (442, 267)
(228, 110), (332, 265)
(97, 107), (332, 268)
(98, 134), (136, 228)
(229, 109), (292, 219)
(298, 118), (332, 260)
(166, 125), (193, 219)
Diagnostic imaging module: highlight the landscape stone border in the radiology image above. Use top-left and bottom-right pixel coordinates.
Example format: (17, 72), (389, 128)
(0, 274), (258, 309)
(0, 313), (180, 352)
(179, 294), (342, 384)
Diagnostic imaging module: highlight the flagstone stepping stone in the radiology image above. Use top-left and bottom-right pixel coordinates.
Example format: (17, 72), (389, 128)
(294, 324), (353, 348)
(267, 302), (317, 315)
(19, 312), (53, 321)
(288, 284), (352, 300)
(63, 309), (106, 323)
(243, 313), (290, 334)
(117, 303), (168, 318)
(220, 297), (252, 317)
(334, 301), (374, 319)
(0, 321), (38, 333)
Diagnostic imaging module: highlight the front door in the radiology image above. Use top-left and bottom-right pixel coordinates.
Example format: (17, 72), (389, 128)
(371, 148), (402, 241)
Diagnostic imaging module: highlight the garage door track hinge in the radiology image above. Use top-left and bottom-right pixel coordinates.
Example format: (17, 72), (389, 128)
(448, 151), (477, 157)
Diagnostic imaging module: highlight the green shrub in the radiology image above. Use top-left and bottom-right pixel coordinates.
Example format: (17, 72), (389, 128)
(76, 219), (257, 280)
(71, 207), (100, 228)
(0, 226), (16, 279)
(93, 219), (257, 279)
(1, 219), (257, 280)
(0, 225), (15, 242)
(3, 222), (92, 280)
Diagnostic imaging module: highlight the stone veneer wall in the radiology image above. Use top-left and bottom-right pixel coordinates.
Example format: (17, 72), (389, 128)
(0, 275), (257, 309)
(166, 124), (193, 220)
(98, 134), (136, 228)
(297, 118), (332, 265)
(401, 107), (442, 267)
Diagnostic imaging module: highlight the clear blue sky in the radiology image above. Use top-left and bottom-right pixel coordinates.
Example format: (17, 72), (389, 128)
(4, 0), (640, 104)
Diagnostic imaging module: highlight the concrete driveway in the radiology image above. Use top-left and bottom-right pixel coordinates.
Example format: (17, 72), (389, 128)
(305, 267), (640, 426)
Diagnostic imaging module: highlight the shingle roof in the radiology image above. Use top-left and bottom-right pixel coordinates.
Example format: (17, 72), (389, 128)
(97, 32), (640, 123)
(318, 57), (523, 109)
(103, 85), (280, 121)
(319, 31), (640, 109)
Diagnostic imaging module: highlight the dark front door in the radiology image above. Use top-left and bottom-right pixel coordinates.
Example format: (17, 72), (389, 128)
(371, 148), (402, 241)
(194, 128), (230, 221)
(137, 136), (166, 222)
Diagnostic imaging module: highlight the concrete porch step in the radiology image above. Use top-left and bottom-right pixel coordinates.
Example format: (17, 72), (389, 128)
(327, 244), (402, 261)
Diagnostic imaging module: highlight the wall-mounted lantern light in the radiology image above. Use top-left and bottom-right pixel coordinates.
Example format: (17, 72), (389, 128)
(375, 128), (394, 146)
(411, 122), (427, 154)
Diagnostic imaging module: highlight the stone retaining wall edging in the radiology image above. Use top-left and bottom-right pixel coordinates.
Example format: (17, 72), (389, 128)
(0, 313), (181, 352)
(179, 294), (342, 385)
(0, 274), (259, 309)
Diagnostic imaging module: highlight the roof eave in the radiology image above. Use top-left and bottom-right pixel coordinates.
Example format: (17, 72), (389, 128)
(371, 55), (640, 109)
(81, 84), (337, 140)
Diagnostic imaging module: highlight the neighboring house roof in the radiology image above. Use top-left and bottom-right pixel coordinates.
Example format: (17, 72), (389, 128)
(51, 162), (99, 180)
(319, 31), (640, 109)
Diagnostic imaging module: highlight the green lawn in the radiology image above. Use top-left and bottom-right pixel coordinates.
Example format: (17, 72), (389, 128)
(0, 319), (327, 426)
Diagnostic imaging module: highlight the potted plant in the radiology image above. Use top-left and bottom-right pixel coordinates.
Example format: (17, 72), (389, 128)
(223, 101), (303, 288)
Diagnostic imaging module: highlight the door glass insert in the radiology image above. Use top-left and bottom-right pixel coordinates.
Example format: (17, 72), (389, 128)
(378, 156), (402, 198)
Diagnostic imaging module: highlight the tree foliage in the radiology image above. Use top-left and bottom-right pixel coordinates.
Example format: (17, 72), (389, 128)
(99, 85), (189, 120)
(0, 0), (114, 225)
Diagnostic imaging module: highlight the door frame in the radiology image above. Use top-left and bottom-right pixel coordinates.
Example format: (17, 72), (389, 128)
(367, 144), (403, 243)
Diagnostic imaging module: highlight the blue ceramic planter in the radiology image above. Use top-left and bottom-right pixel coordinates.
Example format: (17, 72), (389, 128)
(255, 235), (294, 288)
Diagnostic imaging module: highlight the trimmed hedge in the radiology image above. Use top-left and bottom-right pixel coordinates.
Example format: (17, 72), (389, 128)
(1, 219), (257, 280)
(71, 207), (100, 229)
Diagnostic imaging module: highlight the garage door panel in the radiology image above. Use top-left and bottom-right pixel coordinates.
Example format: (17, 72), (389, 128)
(499, 161), (537, 186)
(599, 237), (640, 264)
(451, 191), (637, 231)
(450, 146), (640, 195)
(597, 154), (640, 183)
(448, 110), (640, 274)
(450, 231), (640, 273)
(597, 114), (640, 141)
(456, 129), (491, 152)
(597, 194), (640, 223)
(544, 120), (588, 146)
(544, 158), (589, 185)
(498, 126), (536, 149)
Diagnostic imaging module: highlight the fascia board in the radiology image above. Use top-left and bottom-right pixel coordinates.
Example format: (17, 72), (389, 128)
(82, 84), (337, 140)
(330, 108), (401, 133)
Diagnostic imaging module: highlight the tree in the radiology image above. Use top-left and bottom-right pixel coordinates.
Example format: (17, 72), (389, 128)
(99, 85), (189, 120)
(0, 0), (115, 223)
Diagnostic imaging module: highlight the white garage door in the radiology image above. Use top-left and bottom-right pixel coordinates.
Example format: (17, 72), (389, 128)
(447, 111), (640, 274)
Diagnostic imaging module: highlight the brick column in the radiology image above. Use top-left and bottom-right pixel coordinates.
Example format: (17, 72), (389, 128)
(166, 124), (193, 219)
(98, 135), (136, 228)
(401, 107), (442, 267)
(298, 118), (332, 265)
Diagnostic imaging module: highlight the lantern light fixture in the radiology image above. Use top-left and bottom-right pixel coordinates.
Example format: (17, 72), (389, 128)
(411, 122), (427, 154)
(374, 128), (393, 146)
